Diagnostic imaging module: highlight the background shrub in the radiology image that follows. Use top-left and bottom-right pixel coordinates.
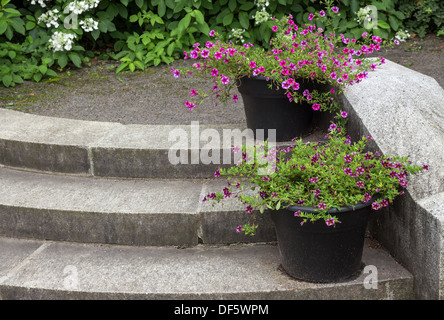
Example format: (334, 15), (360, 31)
(0, 0), (442, 87)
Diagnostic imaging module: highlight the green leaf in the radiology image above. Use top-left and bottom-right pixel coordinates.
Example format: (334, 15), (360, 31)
(2, 74), (12, 87)
(135, 0), (143, 8)
(0, 21), (7, 35)
(158, 0), (166, 17)
(239, 11), (249, 29)
(33, 73), (42, 82)
(116, 61), (129, 73)
(194, 9), (205, 25)
(128, 62), (135, 72)
(228, 0), (237, 12)
(12, 74), (23, 84)
(377, 20), (390, 30)
(57, 54), (68, 69)
(8, 50), (16, 59)
(46, 69), (58, 77)
(222, 12), (234, 26)
(38, 65), (47, 74)
(388, 16), (399, 31)
(68, 53), (82, 68)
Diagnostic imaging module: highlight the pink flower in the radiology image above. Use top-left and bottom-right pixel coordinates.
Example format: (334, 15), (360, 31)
(220, 75), (229, 85)
(236, 225), (243, 233)
(372, 202), (381, 210)
(233, 94), (238, 102)
(211, 68), (219, 76)
(190, 89), (198, 96)
(312, 103), (320, 111)
(172, 69), (180, 78)
(272, 25), (278, 32)
(209, 30), (215, 37)
(318, 202), (327, 210)
(308, 13), (314, 20)
(214, 51), (223, 59)
(249, 61), (257, 69)
(325, 218), (335, 226)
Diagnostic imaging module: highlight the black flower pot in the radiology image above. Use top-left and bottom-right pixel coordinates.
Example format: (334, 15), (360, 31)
(236, 76), (328, 142)
(271, 202), (373, 283)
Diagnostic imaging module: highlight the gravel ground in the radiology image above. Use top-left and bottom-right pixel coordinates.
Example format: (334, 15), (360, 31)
(0, 34), (443, 125)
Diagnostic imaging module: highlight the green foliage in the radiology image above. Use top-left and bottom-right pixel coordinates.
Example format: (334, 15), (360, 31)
(398, 0), (444, 38)
(0, 0), (441, 87)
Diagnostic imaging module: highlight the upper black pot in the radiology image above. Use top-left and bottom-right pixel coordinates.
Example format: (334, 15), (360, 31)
(236, 76), (329, 142)
(271, 201), (373, 283)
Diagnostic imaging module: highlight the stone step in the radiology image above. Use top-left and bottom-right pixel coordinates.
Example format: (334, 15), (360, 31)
(0, 236), (414, 300)
(0, 166), (275, 246)
(0, 109), (327, 179)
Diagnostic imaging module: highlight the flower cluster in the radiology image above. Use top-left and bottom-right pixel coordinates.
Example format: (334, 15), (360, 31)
(79, 17), (99, 32)
(394, 29), (411, 44)
(173, 4), (389, 114)
(67, 0), (100, 15)
(38, 8), (60, 28)
(204, 127), (427, 234)
(30, 0), (47, 7)
(48, 31), (76, 51)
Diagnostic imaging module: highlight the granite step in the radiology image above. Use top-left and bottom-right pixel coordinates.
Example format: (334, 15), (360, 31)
(0, 109), (327, 179)
(0, 236), (414, 300)
(0, 166), (275, 246)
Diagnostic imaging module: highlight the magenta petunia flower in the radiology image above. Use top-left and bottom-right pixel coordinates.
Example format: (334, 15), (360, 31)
(220, 75), (229, 85)
(312, 103), (320, 111)
(325, 218), (335, 226)
(356, 181), (365, 188)
(341, 111), (348, 118)
(371, 202), (381, 210)
(236, 225), (243, 233)
(209, 30), (216, 37)
(344, 167), (352, 175)
(233, 94), (238, 102)
(214, 51), (223, 59)
(318, 202), (327, 210)
(319, 10), (325, 17)
(308, 13), (314, 20)
(272, 25), (278, 32)
(190, 89), (198, 96)
(249, 61), (257, 69)
(172, 69), (180, 78)
(332, 6), (339, 13)
(211, 68), (219, 76)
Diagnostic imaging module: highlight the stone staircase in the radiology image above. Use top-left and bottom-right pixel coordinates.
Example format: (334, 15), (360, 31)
(0, 109), (414, 300)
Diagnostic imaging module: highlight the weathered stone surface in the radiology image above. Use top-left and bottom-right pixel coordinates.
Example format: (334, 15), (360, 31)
(0, 237), (413, 300)
(342, 59), (444, 300)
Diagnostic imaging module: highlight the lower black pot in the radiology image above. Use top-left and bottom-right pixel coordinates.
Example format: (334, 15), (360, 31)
(270, 202), (373, 283)
(236, 76), (328, 142)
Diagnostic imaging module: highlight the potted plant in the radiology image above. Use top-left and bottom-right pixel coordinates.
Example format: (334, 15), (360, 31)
(171, 2), (389, 141)
(203, 124), (428, 283)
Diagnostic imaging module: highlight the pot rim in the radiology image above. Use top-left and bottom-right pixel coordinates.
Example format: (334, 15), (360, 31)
(286, 199), (373, 214)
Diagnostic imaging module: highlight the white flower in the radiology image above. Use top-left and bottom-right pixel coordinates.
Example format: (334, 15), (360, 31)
(66, 0), (100, 15)
(30, 0), (47, 7)
(48, 31), (76, 52)
(395, 29), (410, 42)
(38, 9), (60, 28)
(79, 18), (99, 32)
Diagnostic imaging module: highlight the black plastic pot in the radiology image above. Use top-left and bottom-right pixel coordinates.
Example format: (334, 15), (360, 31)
(270, 202), (373, 283)
(236, 76), (327, 142)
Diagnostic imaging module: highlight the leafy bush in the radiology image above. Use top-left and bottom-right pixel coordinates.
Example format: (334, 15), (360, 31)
(398, 0), (444, 38)
(0, 0), (439, 88)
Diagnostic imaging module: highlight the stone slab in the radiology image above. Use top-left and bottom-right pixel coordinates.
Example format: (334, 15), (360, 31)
(0, 167), (275, 246)
(0, 237), (413, 300)
(342, 59), (444, 299)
